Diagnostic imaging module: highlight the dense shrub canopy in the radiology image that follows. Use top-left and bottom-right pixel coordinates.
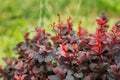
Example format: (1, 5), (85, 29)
(0, 13), (120, 80)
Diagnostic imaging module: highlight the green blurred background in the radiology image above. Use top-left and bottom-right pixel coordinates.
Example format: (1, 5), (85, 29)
(0, 0), (120, 66)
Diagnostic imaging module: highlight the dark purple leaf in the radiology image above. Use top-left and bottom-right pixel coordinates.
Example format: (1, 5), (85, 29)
(48, 75), (61, 80)
(74, 72), (83, 78)
(83, 76), (91, 80)
(46, 64), (52, 71)
(16, 42), (24, 47)
(91, 72), (99, 78)
(53, 66), (66, 75)
(62, 35), (68, 39)
(67, 70), (73, 75)
(89, 63), (98, 72)
(113, 49), (120, 64)
(45, 55), (53, 62)
(39, 31), (44, 39)
(39, 45), (46, 52)
(25, 49), (35, 55)
(21, 43), (27, 50)
(70, 36), (76, 43)
(118, 63), (120, 69)
(51, 29), (58, 34)
(62, 28), (68, 35)
(32, 66), (41, 73)
(13, 47), (19, 52)
(39, 65), (44, 72)
(107, 65), (115, 78)
(65, 74), (74, 80)
(34, 53), (44, 63)
(70, 30), (75, 36)
(68, 44), (74, 52)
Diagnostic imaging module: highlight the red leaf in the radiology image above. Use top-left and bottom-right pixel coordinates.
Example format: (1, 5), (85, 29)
(24, 32), (29, 40)
(62, 44), (68, 52)
(60, 44), (69, 57)
(54, 67), (63, 76)
(77, 26), (87, 38)
(60, 50), (68, 58)
(84, 53), (89, 58)
(42, 29), (46, 38)
(32, 66), (40, 73)
(14, 74), (21, 80)
(21, 74), (27, 80)
(72, 43), (77, 52)
(34, 32), (40, 39)
(18, 60), (23, 67)
(113, 64), (118, 72)
(34, 27), (41, 39)
(31, 76), (35, 80)
(92, 46), (99, 54)
(51, 36), (58, 43)
(59, 38), (63, 44)
(16, 60), (23, 70)
(46, 78), (49, 80)
(3, 58), (13, 65)
(67, 35), (71, 41)
(89, 37), (98, 46)
(96, 19), (104, 25)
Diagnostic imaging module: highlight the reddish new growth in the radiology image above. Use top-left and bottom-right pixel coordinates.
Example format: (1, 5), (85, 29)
(0, 13), (120, 80)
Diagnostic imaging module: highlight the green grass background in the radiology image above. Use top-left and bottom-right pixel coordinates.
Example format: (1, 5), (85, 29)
(0, 0), (120, 66)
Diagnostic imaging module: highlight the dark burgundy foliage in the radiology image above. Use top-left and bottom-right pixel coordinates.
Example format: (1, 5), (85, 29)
(0, 13), (120, 80)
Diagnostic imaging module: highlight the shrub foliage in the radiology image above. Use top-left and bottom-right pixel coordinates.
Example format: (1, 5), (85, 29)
(0, 13), (120, 80)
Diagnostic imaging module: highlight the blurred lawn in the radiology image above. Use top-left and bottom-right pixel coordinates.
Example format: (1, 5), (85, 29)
(0, 0), (120, 66)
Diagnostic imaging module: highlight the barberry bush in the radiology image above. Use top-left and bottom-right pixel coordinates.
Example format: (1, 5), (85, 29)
(0, 13), (120, 80)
